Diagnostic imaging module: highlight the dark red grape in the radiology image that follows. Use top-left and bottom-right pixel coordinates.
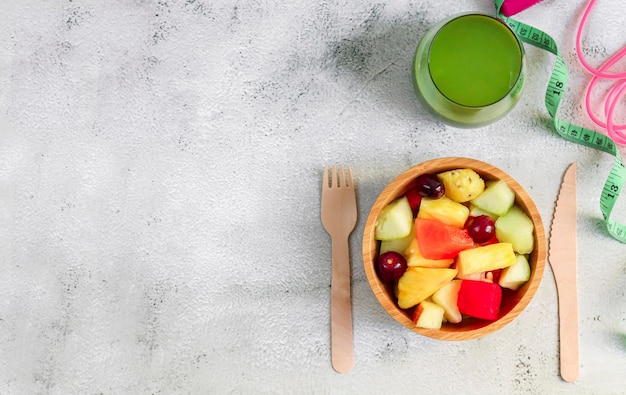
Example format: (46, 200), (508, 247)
(377, 251), (407, 282)
(415, 174), (445, 198)
(467, 215), (496, 244)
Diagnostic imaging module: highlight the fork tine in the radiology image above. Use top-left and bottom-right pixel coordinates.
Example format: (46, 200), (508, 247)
(345, 165), (352, 188)
(324, 165), (355, 188)
(338, 165), (345, 187)
(323, 166), (329, 189)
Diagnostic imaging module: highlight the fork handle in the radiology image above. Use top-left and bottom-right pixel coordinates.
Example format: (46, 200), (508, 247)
(330, 236), (354, 373)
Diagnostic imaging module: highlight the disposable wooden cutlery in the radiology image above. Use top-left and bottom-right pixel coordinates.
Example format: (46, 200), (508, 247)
(549, 163), (579, 382)
(321, 165), (357, 373)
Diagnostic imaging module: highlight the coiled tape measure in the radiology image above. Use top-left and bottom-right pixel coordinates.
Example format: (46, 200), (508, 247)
(493, 0), (626, 243)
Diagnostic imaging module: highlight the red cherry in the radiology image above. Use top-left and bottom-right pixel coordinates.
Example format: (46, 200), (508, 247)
(377, 251), (408, 282)
(467, 215), (496, 244)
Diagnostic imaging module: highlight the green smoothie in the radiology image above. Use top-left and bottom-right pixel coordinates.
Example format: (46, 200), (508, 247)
(428, 14), (523, 107)
(412, 13), (525, 127)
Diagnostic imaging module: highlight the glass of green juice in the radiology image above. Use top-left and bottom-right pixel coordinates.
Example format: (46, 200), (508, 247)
(413, 13), (525, 128)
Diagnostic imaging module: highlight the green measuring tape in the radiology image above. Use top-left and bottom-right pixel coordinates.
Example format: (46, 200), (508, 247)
(493, 0), (626, 243)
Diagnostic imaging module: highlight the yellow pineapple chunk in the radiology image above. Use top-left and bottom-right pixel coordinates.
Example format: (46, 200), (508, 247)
(437, 169), (486, 203)
(397, 267), (457, 309)
(456, 242), (517, 277)
(404, 238), (454, 268)
(417, 196), (469, 228)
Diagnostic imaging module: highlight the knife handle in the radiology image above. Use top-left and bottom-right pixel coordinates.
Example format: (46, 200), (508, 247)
(556, 278), (579, 382)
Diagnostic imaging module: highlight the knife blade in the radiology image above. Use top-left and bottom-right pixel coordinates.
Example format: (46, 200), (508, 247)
(549, 162), (578, 382)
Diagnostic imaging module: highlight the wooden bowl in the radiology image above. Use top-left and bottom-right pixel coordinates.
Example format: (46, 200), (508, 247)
(362, 157), (546, 340)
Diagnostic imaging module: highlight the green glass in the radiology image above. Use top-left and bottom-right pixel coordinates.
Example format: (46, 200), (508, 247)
(413, 13), (525, 128)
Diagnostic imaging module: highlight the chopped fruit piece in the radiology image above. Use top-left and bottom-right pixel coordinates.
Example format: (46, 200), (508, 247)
(466, 215), (496, 244)
(412, 300), (445, 329)
(415, 173), (445, 198)
(415, 218), (474, 260)
(380, 225), (415, 254)
(437, 168), (485, 202)
(404, 188), (423, 216)
(431, 279), (463, 324)
(490, 269), (503, 284)
(457, 271), (487, 281)
(375, 196), (413, 240)
(478, 232), (499, 246)
(470, 180), (515, 216)
(495, 205), (535, 254)
(396, 267), (458, 309)
(457, 280), (502, 321)
(469, 204), (499, 220)
(499, 254), (531, 290)
(404, 238), (454, 268)
(377, 251), (408, 282)
(456, 242), (517, 277)
(417, 196), (470, 228)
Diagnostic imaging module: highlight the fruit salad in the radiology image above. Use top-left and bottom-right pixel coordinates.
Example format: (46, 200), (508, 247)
(374, 168), (535, 330)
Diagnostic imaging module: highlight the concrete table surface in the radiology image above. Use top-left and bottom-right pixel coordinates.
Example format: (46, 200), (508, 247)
(1, 0), (625, 393)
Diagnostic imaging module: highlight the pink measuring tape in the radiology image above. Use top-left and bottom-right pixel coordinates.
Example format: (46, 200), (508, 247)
(576, 0), (626, 145)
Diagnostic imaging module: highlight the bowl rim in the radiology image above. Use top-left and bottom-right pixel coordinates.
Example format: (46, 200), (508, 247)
(361, 157), (547, 341)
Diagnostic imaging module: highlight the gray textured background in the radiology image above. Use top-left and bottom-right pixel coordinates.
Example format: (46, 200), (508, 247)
(1, 0), (625, 393)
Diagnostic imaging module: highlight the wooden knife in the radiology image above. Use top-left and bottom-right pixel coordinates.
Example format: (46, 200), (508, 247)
(549, 163), (578, 382)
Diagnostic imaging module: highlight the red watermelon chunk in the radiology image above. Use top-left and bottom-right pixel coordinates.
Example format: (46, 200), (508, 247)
(457, 280), (502, 321)
(415, 218), (474, 260)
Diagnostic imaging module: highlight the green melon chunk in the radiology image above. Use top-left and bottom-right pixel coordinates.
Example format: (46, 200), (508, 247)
(380, 225), (415, 254)
(469, 204), (499, 220)
(470, 180), (515, 217)
(495, 205), (534, 254)
(499, 254), (531, 290)
(375, 196), (413, 241)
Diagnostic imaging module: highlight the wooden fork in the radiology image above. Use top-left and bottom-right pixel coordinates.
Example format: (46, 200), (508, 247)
(321, 165), (357, 374)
